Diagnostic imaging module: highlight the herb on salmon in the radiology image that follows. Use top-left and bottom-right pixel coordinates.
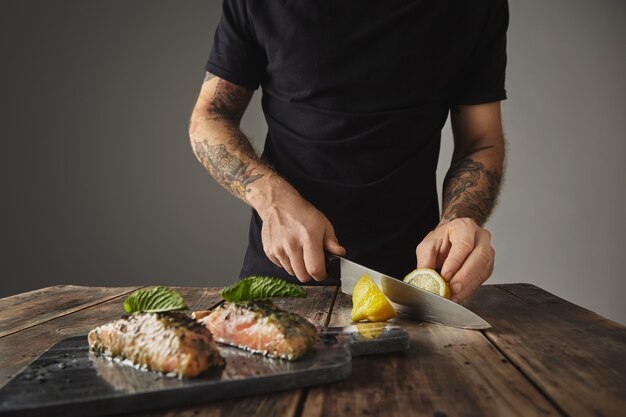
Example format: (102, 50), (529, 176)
(123, 286), (188, 313)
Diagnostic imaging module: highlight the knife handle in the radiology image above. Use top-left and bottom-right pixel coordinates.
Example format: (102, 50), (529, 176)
(325, 253), (341, 280)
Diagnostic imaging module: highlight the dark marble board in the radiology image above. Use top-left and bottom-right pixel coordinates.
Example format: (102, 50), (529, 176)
(0, 324), (408, 417)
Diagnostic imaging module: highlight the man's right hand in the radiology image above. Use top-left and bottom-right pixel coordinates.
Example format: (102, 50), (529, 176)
(257, 192), (346, 283)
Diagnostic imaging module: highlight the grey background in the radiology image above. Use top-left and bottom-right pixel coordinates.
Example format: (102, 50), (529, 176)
(2, 0), (625, 325)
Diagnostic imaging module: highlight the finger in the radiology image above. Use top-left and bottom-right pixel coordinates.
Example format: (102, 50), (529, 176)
(323, 224), (346, 256)
(448, 232), (495, 303)
(275, 249), (296, 277)
(416, 237), (438, 270)
(435, 239), (452, 270)
(440, 228), (476, 282)
(266, 252), (282, 269)
(264, 244), (289, 272)
(303, 241), (326, 281)
(287, 246), (313, 283)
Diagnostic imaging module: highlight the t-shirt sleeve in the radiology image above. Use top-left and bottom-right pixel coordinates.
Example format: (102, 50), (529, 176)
(451, 0), (509, 105)
(205, 0), (265, 90)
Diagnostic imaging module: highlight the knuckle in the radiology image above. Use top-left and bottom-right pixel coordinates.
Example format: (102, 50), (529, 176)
(308, 265), (324, 277)
(303, 232), (322, 246)
(458, 218), (472, 227)
(456, 274), (473, 289)
(284, 236), (299, 248)
(270, 245), (283, 255)
(457, 238), (474, 251)
(296, 268), (312, 281)
(476, 247), (493, 263)
(264, 247), (276, 258)
(446, 259), (462, 273)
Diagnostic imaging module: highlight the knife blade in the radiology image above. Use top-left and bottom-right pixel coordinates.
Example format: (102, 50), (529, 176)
(326, 255), (491, 330)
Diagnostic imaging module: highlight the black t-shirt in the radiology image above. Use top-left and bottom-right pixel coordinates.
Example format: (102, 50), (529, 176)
(206, 0), (508, 284)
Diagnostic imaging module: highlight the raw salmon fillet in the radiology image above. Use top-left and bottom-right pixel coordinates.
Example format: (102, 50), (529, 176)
(88, 312), (224, 378)
(195, 300), (318, 360)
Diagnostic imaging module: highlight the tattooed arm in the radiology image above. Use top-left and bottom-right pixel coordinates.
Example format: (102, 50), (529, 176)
(189, 72), (264, 202)
(416, 102), (505, 302)
(442, 102), (504, 224)
(189, 73), (345, 282)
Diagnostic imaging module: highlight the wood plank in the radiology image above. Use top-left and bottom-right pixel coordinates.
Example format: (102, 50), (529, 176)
(466, 283), (626, 417)
(0, 287), (223, 387)
(0, 285), (141, 337)
(128, 286), (339, 417)
(302, 291), (561, 417)
(127, 393), (302, 417)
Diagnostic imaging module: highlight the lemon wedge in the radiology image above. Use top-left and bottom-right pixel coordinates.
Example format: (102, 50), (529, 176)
(403, 268), (451, 298)
(350, 274), (397, 322)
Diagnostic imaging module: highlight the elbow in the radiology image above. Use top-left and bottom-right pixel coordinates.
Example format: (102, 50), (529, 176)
(188, 104), (207, 155)
(188, 118), (199, 156)
(188, 105), (201, 140)
(188, 111), (205, 161)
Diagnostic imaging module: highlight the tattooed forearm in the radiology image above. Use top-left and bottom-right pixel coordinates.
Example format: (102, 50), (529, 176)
(441, 159), (502, 226)
(194, 138), (263, 201)
(191, 72), (268, 203)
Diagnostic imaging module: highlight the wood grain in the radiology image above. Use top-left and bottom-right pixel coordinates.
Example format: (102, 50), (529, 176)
(303, 291), (562, 417)
(128, 286), (339, 417)
(0, 285), (141, 337)
(0, 287), (222, 387)
(6, 283), (624, 417)
(467, 284), (626, 417)
(126, 393), (302, 417)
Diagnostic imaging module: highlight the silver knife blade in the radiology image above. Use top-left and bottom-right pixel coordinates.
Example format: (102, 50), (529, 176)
(333, 256), (491, 330)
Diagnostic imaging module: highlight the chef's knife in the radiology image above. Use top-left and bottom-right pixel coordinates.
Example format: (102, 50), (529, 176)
(326, 255), (491, 330)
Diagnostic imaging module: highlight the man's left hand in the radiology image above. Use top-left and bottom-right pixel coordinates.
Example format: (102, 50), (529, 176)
(415, 218), (495, 303)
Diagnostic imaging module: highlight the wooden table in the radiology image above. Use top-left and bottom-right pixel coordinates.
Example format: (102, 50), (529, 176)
(1, 284), (625, 417)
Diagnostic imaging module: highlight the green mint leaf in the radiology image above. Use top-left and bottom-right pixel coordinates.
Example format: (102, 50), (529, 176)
(123, 286), (188, 313)
(220, 276), (306, 302)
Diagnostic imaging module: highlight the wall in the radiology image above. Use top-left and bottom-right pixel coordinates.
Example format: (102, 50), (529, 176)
(2, 0), (625, 324)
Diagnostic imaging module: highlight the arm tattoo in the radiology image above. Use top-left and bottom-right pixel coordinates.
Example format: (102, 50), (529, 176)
(205, 76), (249, 123)
(194, 138), (263, 201)
(442, 159), (502, 226)
(192, 75), (263, 201)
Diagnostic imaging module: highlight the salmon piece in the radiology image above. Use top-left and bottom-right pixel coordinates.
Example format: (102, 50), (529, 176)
(88, 312), (224, 378)
(195, 300), (319, 360)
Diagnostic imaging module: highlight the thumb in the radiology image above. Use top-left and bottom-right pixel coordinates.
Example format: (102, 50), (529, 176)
(323, 224), (346, 256)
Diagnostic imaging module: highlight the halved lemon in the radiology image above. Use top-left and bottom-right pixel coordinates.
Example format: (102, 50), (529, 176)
(403, 268), (451, 299)
(350, 274), (397, 322)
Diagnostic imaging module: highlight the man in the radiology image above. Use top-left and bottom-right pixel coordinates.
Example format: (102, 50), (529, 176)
(189, 0), (507, 303)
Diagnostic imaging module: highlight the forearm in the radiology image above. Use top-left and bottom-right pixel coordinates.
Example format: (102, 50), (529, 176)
(441, 145), (504, 226)
(189, 75), (300, 216)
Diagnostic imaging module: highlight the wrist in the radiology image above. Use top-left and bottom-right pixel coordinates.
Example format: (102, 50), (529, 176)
(438, 213), (479, 228)
(249, 174), (303, 221)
